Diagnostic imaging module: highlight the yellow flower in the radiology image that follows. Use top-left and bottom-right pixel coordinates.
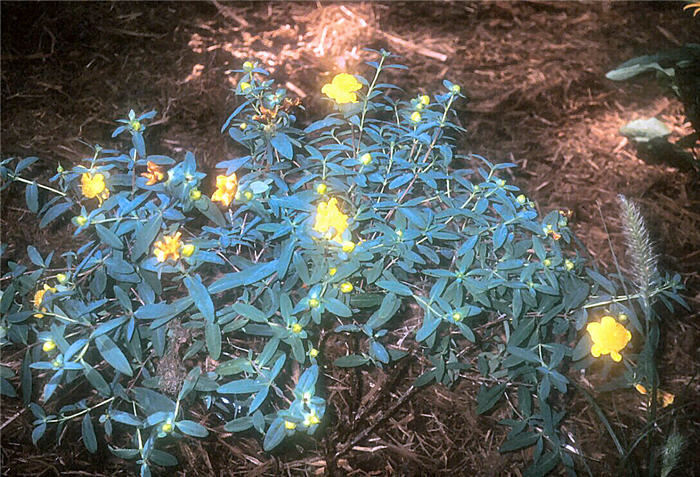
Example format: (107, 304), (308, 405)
(42, 339), (56, 353)
(189, 188), (202, 201)
(33, 284), (57, 318)
(303, 410), (321, 426)
(313, 198), (349, 244)
(634, 384), (675, 408)
(410, 111), (422, 123)
(154, 232), (182, 262)
(322, 73), (362, 104)
(586, 315), (632, 362)
(683, 2), (700, 16)
(211, 173), (238, 207)
(81, 172), (110, 205)
(340, 282), (353, 293)
(284, 420), (297, 430)
(141, 161), (165, 186)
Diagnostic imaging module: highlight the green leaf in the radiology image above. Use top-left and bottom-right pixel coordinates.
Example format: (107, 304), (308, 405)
(184, 274), (214, 323)
(493, 223), (508, 249)
(507, 346), (541, 364)
(176, 420), (209, 438)
(508, 319), (535, 347)
(149, 450), (178, 467)
(217, 379), (265, 395)
(209, 260), (278, 293)
(224, 416), (253, 432)
(95, 335), (133, 376)
(263, 417), (287, 451)
(95, 224), (124, 250)
(205, 321), (221, 360)
(194, 195), (226, 227)
(82, 360), (111, 396)
(39, 201), (72, 228)
(270, 133), (294, 159)
(324, 297), (352, 317)
(416, 315), (441, 342)
(82, 413), (97, 453)
(524, 451), (559, 477)
(334, 354), (369, 367)
(232, 302), (267, 322)
(375, 279), (412, 296)
(476, 383), (506, 415)
(26, 181), (38, 213)
(499, 431), (539, 453)
(131, 215), (162, 260)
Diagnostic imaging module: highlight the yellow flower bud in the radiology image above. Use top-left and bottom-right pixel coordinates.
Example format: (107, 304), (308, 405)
(244, 190), (253, 201)
(181, 244), (195, 257)
(496, 179), (506, 187)
(635, 383), (647, 395)
(472, 185), (480, 193)
(239, 81), (251, 92)
(543, 259), (552, 267)
(56, 273), (67, 284)
(329, 267), (337, 276)
(341, 241), (355, 253)
(42, 340), (56, 353)
(309, 348), (319, 358)
(316, 183), (327, 195)
(452, 312), (462, 322)
(517, 194), (527, 204)
(420, 95), (430, 105)
(189, 188), (202, 201)
(292, 323), (303, 334)
(565, 259), (574, 271)
(76, 216), (88, 226)
(308, 298), (320, 309)
(340, 282), (354, 293)
(618, 313), (627, 322)
(395, 229), (403, 237)
(239, 122), (247, 130)
(130, 120), (142, 132)
(360, 153), (372, 165)
(284, 420), (297, 430)
(410, 111), (421, 123)
(451, 84), (461, 94)
(161, 422), (173, 433)
(243, 61), (254, 71)
(57, 164), (64, 173)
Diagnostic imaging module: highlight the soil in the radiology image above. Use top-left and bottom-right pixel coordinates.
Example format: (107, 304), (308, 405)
(1, 2), (698, 476)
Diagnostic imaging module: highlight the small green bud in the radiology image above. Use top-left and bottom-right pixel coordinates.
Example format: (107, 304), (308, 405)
(517, 194), (527, 204)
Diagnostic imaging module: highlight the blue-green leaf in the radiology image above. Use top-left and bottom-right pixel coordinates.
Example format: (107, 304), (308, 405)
(95, 335), (133, 376)
(26, 181), (39, 213)
(184, 274), (214, 323)
(95, 224), (123, 249)
(40, 201), (72, 228)
(131, 215), (162, 260)
(375, 279), (412, 296)
(263, 417), (287, 451)
(82, 413), (97, 453)
(176, 420), (209, 438)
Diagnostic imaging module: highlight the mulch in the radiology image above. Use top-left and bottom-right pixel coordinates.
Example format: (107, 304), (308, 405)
(1, 2), (698, 476)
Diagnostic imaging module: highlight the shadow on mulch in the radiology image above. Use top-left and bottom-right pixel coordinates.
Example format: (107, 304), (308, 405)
(1, 2), (698, 476)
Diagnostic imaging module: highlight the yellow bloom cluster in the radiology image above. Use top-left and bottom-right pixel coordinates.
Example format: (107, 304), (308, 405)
(586, 315), (632, 362)
(313, 198), (348, 244)
(634, 384), (675, 408)
(211, 173), (238, 207)
(81, 172), (110, 205)
(33, 284), (56, 318)
(154, 232), (182, 262)
(141, 161), (165, 185)
(322, 73), (362, 104)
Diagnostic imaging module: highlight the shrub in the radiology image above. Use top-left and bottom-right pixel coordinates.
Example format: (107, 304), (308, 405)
(0, 50), (687, 475)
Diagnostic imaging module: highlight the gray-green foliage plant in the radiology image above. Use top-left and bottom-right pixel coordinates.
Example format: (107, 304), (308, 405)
(0, 50), (687, 476)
